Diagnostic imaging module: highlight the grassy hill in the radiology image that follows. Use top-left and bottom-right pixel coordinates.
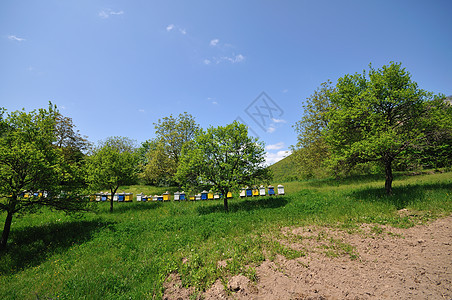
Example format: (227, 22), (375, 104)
(269, 153), (299, 182)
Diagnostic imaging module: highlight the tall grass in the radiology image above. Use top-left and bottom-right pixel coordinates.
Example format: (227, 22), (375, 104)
(0, 172), (451, 299)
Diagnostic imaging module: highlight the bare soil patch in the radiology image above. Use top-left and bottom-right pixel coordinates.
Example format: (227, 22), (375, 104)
(164, 215), (452, 299)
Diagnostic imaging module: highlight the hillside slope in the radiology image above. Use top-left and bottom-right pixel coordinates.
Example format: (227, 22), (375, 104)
(269, 154), (299, 182)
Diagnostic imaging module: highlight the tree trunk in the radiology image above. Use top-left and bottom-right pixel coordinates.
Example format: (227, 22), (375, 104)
(0, 211), (14, 250)
(385, 159), (393, 195)
(223, 190), (229, 212)
(110, 186), (119, 213)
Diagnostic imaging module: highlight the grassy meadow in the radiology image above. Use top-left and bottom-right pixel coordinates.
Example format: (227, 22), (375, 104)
(1, 172), (451, 299)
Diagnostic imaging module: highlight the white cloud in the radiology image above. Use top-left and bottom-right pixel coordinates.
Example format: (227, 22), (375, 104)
(99, 9), (124, 19)
(266, 142), (285, 151)
(207, 97), (218, 105)
(166, 24), (187, 35)
(265, 150), (292, 165)
(267, 126), (276, 133)
(231, 54), (245, 63)
(8, 35), (25, 42)
(203, 59), (211, 65)
(271, 118), (287, 124)
(210, 39), (219, 46)
(215, 54), (245, 64)
(138, 109), (145, 113)
(282, 89), (288, 93)
(99, 11), (109, 18)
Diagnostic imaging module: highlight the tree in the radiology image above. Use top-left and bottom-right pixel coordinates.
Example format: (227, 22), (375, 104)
(292, 81), (333, 178)
(86, 136), (139, 212)
(141, 112), (200, 186)
(0, 104), (89, 250)
(176, 121), (270, 212)
(140, 139), (177, 186)
(55, 113), (91, 163)
(326, 62), (442, 194)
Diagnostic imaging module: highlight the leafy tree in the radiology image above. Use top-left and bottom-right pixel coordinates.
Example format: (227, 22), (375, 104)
(326, 62), (443, 194)
(55, 113), (91, 163)
(0, 104), (89, 250)
(141, 112), (200, 185)
(54, 113), (91, 192)
(176, 121), (270, 212)
(140, 139), (177, 186)
(86, 136), (139, 212)
(292, 81), (333, 178)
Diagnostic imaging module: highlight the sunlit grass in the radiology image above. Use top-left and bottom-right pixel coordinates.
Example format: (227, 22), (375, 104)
(0, 172), (451, 299)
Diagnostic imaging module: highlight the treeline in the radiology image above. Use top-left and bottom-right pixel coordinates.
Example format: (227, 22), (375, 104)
(292, 62), (452, 194)
(0, 106), (270, 249)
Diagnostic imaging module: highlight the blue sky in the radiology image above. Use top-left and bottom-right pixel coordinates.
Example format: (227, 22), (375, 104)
(1, 0), (451, 165)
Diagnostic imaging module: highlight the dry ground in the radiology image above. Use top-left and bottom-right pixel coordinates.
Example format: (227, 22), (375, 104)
(164, 214), (452, 299)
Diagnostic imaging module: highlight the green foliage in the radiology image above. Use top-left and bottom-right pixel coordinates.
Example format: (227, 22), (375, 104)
(326, 62), (446, 194)
(398, 95), (452, 170)
(294, 62), (451, 194)
(176, 121), (271, 211)
(140, 139), (177, 186)
(0, 104), (90, 249)
(1, 172), (450, 298)
(86, 136), (139, 212)
(292, 81), (333, 179)
(140, 112), (200, 186)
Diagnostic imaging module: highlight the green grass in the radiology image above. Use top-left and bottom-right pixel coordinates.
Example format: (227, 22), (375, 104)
(1, 172), (451, 299)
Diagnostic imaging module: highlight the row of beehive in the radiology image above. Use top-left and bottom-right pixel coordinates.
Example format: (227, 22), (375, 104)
(93, 192), (134, 202)
(91, 185), (285, 202)
(240, 185), (284, 197)
(17, 191), (49, 198)
(136, 185), (284, 202)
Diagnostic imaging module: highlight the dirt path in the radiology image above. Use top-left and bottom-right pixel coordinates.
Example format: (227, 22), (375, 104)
(165, 215), (452, 299)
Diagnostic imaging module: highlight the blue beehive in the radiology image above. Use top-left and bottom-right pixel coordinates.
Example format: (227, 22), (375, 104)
(201, 190), (208, 200)
(268, 185), (275, 196)
(118, 192), (125, 202)
(246, 186), (252, 197)
(180, 191), (186, 201)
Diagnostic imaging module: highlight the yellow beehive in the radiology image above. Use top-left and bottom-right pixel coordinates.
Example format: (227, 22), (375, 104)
(125, 193), (133, 202)
(227, 191), (232, 199)
(163, 191), (171, 201)
(208, 191), (214, 200)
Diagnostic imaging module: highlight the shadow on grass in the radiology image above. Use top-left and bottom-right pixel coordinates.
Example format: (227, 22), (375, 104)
(305, 173), (389, 188)
(348, 182), (452, 210)
(112, 201), (163, 213)
(197, 196), (288, 215)
(0, 219), (112, 275)
(303, 171), (430, 188)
